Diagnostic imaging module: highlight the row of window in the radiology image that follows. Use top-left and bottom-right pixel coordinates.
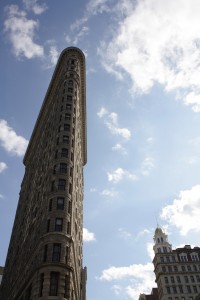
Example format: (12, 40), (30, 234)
(43, 243), (69, 263)
(39, 272), (70, 297)
(51, 179), (72, 193)
(46, 218), (71, 233)
(53, 163), (68, 174)
(157, 246), (171, 253)
(164, 275), (200, 284)
(49, 197), (65, 211)
(166, 285), (199, 294)
(161, 264), (200, 273)
(168, 297), (194, 300)
(179, 254), (199, 262)
(161, 256), (176, 262)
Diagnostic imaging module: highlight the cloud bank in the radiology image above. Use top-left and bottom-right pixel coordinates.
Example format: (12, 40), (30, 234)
(99, 0), (200, 112)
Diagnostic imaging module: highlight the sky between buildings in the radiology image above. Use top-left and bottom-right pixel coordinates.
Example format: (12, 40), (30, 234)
(1, 0), (200, 299)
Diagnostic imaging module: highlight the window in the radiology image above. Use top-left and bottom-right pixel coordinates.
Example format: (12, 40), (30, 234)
(52, 243), (61, 262)
(180, 255), (188, 262)
(179, 286), (183, 293)
(66, 104), (72, 110)
(193, 265), (197, 271)
(68, 87), (73, 93)
(176, 276), (181, 283)
(47, 219), (50, 232)
(193, 286), (197, 293)
(49, 272), (59, 296)
(162, 266), (166, 272)
(166, 257), (170, 262)
(187, 286), (192, 293)
(65, 113), (71, 120)
(172, 256), (176, 262)
(56, 137), (59, 145)
(161, 257), (164, 262)
(63, 89), (65, 94)
(55, 218), (63, 231)
(196, 275), (200, 282)
(49, 199), (53, 211)
(165, 277), (169, 283)
(60, 105), (63, 111)
(190, 276), (195, 283)
(61, 148), (68, 158)
(174, 266), (178, 272)
(67, 95), (72, 102)
(39, 273), (44, 297)
(172, 286), (177, 293)
(181, 298), (185, 300)
(63, 135), (69, 144)
(171, 276), (175, 283)
(168, 266), (172, 272)
(191, 255), (199, 261)
(163, 247), (167, 253)
(68, 80), (73, 86)
(185, 276), (189, 283)
(59, 163), (67, 174)
(64, 124), (70, 131)
(57, 197), (64, 210)
(181, 266), (186, 271)
(187, 266), (191, 271)
(166, 287), (171, 294)
(58, 179), (66, 190)
(51, 180), (55, 192)
(43, 244), (48, 262)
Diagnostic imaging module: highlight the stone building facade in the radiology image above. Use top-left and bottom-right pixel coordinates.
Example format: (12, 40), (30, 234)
(153, 228), (200, 300)
(0, 47), (87, 300)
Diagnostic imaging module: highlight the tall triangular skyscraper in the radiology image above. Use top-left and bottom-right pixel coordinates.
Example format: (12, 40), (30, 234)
(0, 47), (87, 300)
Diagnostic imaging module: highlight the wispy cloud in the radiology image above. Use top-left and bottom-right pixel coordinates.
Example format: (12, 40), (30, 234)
(22, 0), (48, 15)
(112, 143), (127, 155)
(83, 228), (96, 242)
(98, 0), (200, 112)
(0, 119), (29, 156)
(141, 157), (155, 176)
(118, 228), (132, 240)
(107, 168), (138, 183)
(0, 162), (7, 173)
(161, 184), (200, 235)
(101, 189), (118, 197)
(4, 5), (44, 59)
(97, 107), (131, 140)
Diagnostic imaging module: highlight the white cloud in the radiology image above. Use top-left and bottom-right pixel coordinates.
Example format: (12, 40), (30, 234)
(83, 228), (96, 242)
(4, 5), (44, 59)
(118, 228), (132, 240)
(97, 107), (131, 140)
(146, 242), (154, 260)
(49, 46), (59, 66)
(112, 143), (127, 155)
(101, 189), (118, 197)
(90, 188), (97, 192)
(141, 157), (155, 176)
(99, 262), (155, 300)
(161, 185), (200, 235)
(97, 107), (108, 118)
(107, 168), (138, 183)
(0, 194), (4, 199)
(112, 285), (122, 296)
(22, 0), (47, 15)
(0, 162), (7, 173)
(137, 228), (151, 237)
(98, 0), (200, 112)
(0, 119), (29, 156)
(72, 26), (90, 46)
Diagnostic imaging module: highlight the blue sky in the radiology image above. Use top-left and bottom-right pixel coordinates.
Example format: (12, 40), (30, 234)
(1, 0), (200, 299)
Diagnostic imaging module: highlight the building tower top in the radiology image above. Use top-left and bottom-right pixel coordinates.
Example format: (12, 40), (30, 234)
(153, 227), (172, 254)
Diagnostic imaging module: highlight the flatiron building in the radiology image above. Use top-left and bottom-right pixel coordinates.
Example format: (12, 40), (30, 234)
(0, 47), (87, 300)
